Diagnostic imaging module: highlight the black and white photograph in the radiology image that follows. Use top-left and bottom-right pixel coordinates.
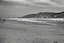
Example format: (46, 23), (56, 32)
(0, 0), (64, 43)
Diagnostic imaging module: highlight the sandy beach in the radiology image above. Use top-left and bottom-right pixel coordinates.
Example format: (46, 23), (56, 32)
(0, 20), (64, 43)
(0, 0), (64, 43)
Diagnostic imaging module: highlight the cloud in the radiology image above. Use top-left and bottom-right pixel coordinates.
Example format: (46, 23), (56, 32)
(2, 0), (26, 3)
(2, 0), (64, 7)
(32, 0), (64, 7)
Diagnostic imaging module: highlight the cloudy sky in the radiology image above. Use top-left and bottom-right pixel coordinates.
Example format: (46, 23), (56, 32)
(0, 0), (64, 17)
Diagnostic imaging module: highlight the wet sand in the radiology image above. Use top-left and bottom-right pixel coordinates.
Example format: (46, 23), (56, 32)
(0, 21), (64, 43)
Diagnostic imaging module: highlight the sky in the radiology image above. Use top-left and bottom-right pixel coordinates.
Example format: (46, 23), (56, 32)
(0, 0), (64, 17)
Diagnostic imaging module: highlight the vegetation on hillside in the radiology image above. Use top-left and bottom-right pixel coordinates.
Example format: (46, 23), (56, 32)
(19, 11), (64, 18)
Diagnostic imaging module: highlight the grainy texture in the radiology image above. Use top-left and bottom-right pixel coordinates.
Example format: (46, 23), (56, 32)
(0, 21), (64, 43)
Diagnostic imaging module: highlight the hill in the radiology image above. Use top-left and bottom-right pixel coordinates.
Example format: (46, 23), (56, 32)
(19, 11), (64, 18)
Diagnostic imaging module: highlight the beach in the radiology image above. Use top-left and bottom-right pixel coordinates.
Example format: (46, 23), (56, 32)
(0, 0), (64, 43)
(0, 20), (64, 43)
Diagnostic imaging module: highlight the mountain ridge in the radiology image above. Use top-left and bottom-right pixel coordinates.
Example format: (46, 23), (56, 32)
(19, 11), (64, 18)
